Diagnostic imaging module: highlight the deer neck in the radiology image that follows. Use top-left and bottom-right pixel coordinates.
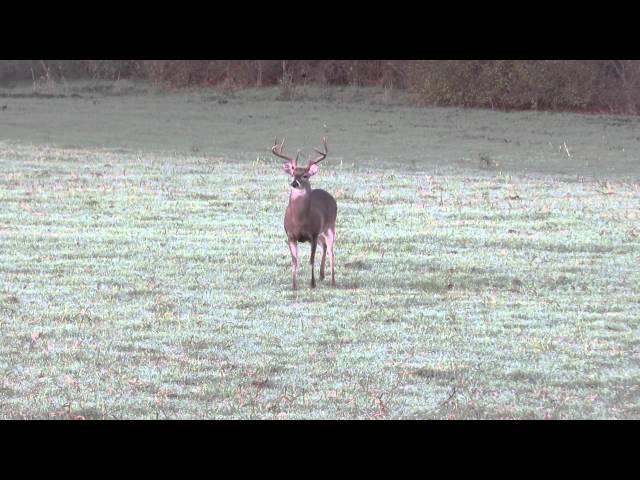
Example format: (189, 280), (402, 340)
(288, 185), (312, 218)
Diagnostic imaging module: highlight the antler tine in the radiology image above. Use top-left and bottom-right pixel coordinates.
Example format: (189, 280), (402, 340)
(309, 136), (328, 165)
(271, 136), (284, 152)
(272, 136), (298, 166)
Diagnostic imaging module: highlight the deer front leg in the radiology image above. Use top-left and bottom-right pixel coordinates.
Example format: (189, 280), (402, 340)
(288, 239), (298, 290)
(310, 235), (318, 288)
(326, 227), (335, 286)
(318, 235), (327, 280)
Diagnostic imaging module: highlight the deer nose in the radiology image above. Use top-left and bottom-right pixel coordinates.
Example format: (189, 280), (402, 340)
(291, 180), (299, 188)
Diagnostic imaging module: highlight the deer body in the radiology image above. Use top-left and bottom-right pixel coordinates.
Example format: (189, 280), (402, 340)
(273, 137), (337, 289)
(285, 188), (336, 243)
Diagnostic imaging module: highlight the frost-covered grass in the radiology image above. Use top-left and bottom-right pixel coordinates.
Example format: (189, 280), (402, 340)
(0, 85), (639, 418)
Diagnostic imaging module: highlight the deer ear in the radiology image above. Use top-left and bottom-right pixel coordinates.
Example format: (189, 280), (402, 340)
(282, 162), (294, 175)
(308, 163), (320, 176)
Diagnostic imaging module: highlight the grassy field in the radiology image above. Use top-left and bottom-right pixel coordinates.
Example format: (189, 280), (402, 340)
(1, 83), (639, 419)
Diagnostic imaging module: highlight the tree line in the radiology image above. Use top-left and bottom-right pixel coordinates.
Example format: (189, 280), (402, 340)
(1, 60), (638, 114)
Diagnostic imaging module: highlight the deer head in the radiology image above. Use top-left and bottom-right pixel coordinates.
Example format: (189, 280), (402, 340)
(272, 137), (328, 190)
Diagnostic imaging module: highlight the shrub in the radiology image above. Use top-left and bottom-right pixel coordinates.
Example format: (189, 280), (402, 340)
(407, 60), (640, 114)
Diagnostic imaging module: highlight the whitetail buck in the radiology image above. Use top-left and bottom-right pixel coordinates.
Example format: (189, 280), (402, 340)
(272, 137), (337, 289)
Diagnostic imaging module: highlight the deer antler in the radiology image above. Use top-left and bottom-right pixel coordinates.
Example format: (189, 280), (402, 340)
(272, 137), (300, 167)
(308, 137), (328, 166)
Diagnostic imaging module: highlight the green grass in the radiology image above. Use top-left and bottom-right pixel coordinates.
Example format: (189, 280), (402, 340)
(0, 85), (639, 418)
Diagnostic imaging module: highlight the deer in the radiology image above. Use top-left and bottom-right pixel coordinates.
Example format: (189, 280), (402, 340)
(272, 137), (337, 290)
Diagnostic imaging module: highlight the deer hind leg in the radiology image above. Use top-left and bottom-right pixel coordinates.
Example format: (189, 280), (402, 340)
(326, 226), (336, 286)
(318, 235), (327, 280)
(288, 239), (298, 290)
(310, 235), (318, 288)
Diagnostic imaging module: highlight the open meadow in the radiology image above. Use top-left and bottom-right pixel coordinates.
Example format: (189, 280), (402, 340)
(1, 83), (639, 419)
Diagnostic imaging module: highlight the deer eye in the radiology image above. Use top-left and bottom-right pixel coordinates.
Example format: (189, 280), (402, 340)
(302, 174), (309, 179)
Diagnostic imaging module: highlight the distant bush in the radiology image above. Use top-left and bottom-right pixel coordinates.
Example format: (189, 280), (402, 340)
(0, 60), (407, 90)
(0, 60), (138, 86)
(407, 60), (640, 114)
